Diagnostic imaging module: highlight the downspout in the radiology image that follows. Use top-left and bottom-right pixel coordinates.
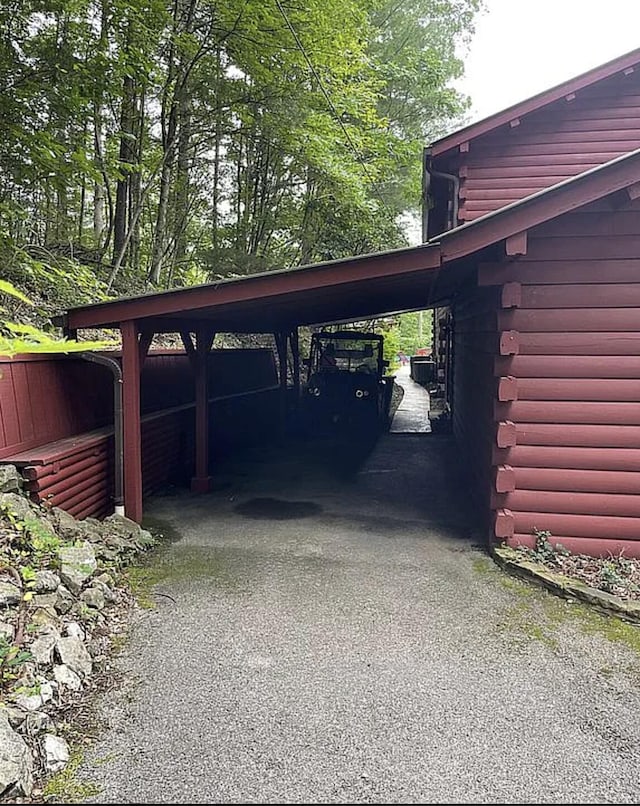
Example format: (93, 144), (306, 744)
(79, 352), (125, 517)
(422, 147), (460, 233)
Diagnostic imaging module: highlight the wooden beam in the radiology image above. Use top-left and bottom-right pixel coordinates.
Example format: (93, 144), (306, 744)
(139, 331), (154, 367)
(121, 320), (143, 523)
(626, 182), (640, 201)
(505, 231), (527, 256)
(180, 331), (196, 366)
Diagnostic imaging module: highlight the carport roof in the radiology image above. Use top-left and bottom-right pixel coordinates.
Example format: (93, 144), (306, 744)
(62, 147), (640, 335)
(63, 244), (444, 333)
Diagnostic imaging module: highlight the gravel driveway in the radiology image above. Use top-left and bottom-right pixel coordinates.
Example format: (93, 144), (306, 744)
(78, 433), (640, 804)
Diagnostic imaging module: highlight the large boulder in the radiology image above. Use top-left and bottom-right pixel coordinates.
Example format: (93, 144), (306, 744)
(29, 633), (57, 667)
(0, 582), (21, 607)
(103, 513), (156, 550)
(0, 465), (21, 494)
(42, 734), (70, 773)
(0, 708), (33, 798)
(55, 636), (92, 679)
(58, 542), (97, 594)
(0, 492), (32, 521)
(33, 570), (60, 594)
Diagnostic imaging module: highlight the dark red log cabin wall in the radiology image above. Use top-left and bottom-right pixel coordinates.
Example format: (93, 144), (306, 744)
(482, 196), (640, 557)
(435, 68), (640, 225)
(0, 350), (278, 518)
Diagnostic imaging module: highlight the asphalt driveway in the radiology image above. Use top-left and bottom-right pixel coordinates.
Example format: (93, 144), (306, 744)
(79, 431), (640, 804)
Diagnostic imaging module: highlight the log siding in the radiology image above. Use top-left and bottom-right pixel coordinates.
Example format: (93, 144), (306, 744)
(484, 197), (640, 557)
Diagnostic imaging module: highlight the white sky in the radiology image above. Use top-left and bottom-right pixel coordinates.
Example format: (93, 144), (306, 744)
(456, 0), (640, 124)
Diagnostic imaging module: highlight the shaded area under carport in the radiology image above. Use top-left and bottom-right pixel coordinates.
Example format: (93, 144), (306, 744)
(78, 428), (640, 804)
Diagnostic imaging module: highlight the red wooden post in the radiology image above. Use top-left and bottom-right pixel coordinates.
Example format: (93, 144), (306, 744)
(191, 327), (215, 493)
(121, 320), (143, 523)
(290, 328), (300, 402)
(274, 332), (288, 434)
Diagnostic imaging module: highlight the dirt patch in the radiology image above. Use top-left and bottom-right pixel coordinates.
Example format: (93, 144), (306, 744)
(515, 532), (640, 601)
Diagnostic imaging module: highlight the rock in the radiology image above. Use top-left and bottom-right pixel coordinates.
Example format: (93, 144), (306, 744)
(30, 608), (62, 633)
(32, 593), (57, 611)
(0, 465), (21, 494)
(92, 579), (119, 605)
(33, 570), (60, 594)
(0, 492), (32, 521)
(65, 622), (85, 641)
(55, 636), (92, 679)
(0, 708), (33, 797)
(53, 664), (82, 692)
(103, 512), (139, 539)
(5, 707), (27, 729)
(0, 581), (22, 607)
(0, 622), (15, 641)
(136, 529), (156, 549)
(105, 534), (137, 553)
(75, 520), (106, 544)
(29, 633), (57, 666)
(43, 734), (70, 773)
(13, 681), (54, 712)
(20, 711), (53, 736)
(54, 584), (75, 615)
(93, 544), (120, 564)
(48, 507), (80, 540)
(80, 586), (105, 610)
(58, 542), (97, 594)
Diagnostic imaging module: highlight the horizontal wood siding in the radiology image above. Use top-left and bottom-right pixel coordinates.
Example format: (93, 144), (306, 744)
(441, 70), (640, 223)
(486, 198), (640, 556)
(452, 283), (500, 523)
(0, 349), (279, 519)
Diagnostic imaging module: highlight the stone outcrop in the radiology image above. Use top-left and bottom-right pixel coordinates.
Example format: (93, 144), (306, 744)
(0, 709), (33, 798)
(0, 467), (158, 797)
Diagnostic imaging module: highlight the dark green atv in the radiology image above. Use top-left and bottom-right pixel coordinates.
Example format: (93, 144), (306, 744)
(302, 331), (394, 434)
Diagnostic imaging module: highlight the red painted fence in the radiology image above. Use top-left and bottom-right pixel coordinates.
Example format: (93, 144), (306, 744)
(0, 349), (279, 518)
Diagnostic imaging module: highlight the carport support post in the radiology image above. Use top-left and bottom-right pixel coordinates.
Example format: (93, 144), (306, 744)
(191, 326), (216, 493)
(290, 328), (300, 402)
(275, 331), (288, 434)
(121, 320), (143, 523)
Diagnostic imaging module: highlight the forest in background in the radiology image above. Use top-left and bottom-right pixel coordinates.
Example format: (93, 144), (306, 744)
(0, 0), (481, 347)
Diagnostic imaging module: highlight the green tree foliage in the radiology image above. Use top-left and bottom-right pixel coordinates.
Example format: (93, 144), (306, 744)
(0, 0), (482, 314)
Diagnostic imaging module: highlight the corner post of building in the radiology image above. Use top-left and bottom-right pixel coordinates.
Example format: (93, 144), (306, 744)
(191, 325), (216, 493)
(121, 319), (143, 523)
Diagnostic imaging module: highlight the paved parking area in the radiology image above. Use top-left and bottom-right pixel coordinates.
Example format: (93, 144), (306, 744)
(79, 433), (640, 804)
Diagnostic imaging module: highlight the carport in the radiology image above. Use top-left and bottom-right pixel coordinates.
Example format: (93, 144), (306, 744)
(61, 245), (449, 523)
(60, 149), (640, 558)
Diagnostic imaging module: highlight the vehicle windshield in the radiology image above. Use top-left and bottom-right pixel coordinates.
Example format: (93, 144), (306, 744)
(311, 335), (381, 374)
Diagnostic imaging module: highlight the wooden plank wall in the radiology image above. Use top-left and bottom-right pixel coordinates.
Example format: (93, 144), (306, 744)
(0, 357), (112, 459)
(452, 69), (640, 222)
(0, 348), (280, 519)
(0, 349), (279, 458)
(485, 195), (640, 557)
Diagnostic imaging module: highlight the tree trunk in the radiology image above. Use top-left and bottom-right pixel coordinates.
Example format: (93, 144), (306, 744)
(113, 71), (136, 266)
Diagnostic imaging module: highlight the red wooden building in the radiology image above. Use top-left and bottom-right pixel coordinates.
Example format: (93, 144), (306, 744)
(4, 47), (640, 558)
